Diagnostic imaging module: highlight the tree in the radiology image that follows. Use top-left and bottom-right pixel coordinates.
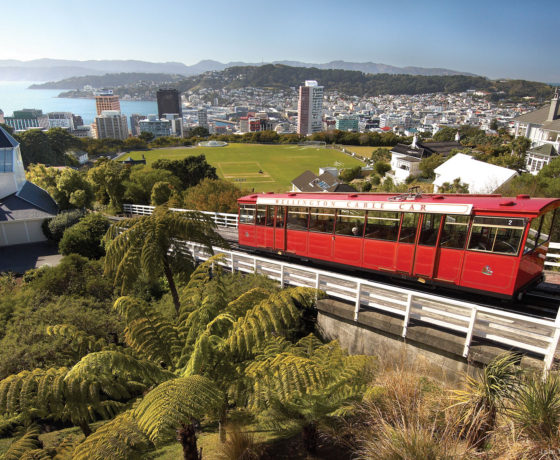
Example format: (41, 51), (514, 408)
(87, 158), (130, 212)
(59, 213), (111, 259)
(151, 181), (173, 206)
(152, 155), (218, 190)
(104, 207), (226, 312)
(490, 119), (499, 131)
(374, 161), (391, 177)
(339, 166), (362, 183)
(46, 127), (80, 162)
(187, 126), (210, 138)
(438, 178), (469, 193)
(122, 137), (148, 151)
(16, 130), (57, 166)
(123, 167), (181, 205)
(182, 178), (249, 213)
(139, 131), (155, 142)
(43, 209), (85, 242)
(26, 164), (93, 210)
(419, 154), (445, 179)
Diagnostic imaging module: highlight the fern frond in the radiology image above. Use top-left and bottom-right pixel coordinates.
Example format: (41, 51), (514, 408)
(19, 449), (52, 460)
(114, 296), (181, 368)
(46, 324), (106, 355)
(1, 425), (42, 460)
(225, 287), (272, 319)
(72, 411), (152, 460)
(133, 375), (224, 445)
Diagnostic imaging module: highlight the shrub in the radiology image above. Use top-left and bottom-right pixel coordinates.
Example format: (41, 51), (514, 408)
(42, 209), (85, 242)
(59, 213), (110, 259)
(374, 161), (391, 177)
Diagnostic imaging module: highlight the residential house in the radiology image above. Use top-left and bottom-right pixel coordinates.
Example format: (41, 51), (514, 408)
(432, 153), (517, 194)
(291, 170), (356, 193)
(0, 126), (58, 246)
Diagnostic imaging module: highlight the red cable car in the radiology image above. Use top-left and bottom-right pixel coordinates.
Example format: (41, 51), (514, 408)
(237, 191), (560, 299)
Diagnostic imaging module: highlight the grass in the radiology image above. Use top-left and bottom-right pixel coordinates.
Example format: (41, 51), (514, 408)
(341, 145), (391, 158)
(126, 143), (364, 192)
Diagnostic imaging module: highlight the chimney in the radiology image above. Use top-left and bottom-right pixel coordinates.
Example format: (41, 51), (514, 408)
(411, 133), (418, 148)
(548, 88), (560, 121)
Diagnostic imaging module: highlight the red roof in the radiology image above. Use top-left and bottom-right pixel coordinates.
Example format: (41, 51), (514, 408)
(238, 192), (560, 216)
(381, 126), (391, 131)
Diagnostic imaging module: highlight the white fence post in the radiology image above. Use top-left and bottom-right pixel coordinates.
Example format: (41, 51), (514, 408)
(354, 282), (362, 321)
(544, 308), (560, 373)
(463, 307), (478, 358)
(402, 293), (413, 338)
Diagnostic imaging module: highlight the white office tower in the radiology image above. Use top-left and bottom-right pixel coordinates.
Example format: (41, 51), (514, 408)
(297, 80), (324, 135)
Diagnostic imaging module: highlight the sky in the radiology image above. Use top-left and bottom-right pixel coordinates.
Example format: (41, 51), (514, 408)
(2, 0), (559, 82)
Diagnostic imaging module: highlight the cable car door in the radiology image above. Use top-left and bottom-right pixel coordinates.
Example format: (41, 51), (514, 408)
(412, 214), (443, 278)
(395, 213), (420, 273)
(274, 206), (286, 251)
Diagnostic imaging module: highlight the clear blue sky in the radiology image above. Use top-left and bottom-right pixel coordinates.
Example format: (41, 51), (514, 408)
(2, 0), (559, 82)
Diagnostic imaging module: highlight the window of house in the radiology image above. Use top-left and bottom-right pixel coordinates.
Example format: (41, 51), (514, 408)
(364, 211), (400, 241)
(0, 150), (13, 173)
(336, 209), (365, 236)
(309, 208), (336, 233)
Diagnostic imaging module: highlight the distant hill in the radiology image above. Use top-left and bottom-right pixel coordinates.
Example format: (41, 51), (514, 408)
(0, 58), (477, 82)
(171, 64), (552, 99)
(29, 73), (185, 90)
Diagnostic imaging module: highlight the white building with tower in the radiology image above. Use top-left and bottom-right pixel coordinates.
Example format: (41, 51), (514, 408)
(297, 80), (324, 135)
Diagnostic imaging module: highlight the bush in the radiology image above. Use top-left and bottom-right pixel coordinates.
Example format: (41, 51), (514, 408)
(374, 161), (391, 177)
(59, 213), (110, 259)
(42, 209), (85, 242)
(339, 166), (362, 183)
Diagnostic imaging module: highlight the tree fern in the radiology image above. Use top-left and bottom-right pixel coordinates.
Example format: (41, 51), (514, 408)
(133, 375), (224, 445)
(114, 296), (181, 368)
(1, 425), (42, 460)
(72, 411), (153, 460)
(46, 324), (106, 356)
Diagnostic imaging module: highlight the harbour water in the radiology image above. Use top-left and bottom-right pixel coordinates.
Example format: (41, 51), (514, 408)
(0, 81), (157, 128)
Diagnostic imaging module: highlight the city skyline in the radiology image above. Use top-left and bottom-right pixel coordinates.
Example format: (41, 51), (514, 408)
(1, 0), (559, 83)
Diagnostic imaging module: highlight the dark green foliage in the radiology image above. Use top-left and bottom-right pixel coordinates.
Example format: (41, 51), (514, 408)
(42, 209), (85, 242)
(87, 158), (130, 212)
(374, 161), (391, 177)
(15, 130), (56, 167)
(419, 154), (445, 179)
(152, 155), (218, 190)
(59, 213), (110, 259)
(187, 126), (210, 138)
(122, 167), (180, 204)
(150, 181), (173, 206)
(339, 166), (362, 183)
(181, 178), (250, 213)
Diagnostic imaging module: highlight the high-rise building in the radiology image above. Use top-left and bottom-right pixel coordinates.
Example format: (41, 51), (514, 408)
(138, 115), (171, 139)
(95, 91), (121, 116)
(157, 89), (182, 119)
(297, 80), (323, 135)
(4, 109), (49, 131)
(47, 112), (74, 129)
(197, 108), (208, 129)
(95, 111), (129, 140)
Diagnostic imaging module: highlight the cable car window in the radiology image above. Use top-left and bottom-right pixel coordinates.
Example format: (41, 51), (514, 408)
(468, 216), (525, 255)
(309, 208), (335, 233)
(523, 216), (541, 253)
(440, 215), (470, 249)
(418, 214), (443, 246)
(399, 213), (420, 244)
(239, 205), (255, 224)
(537, 210), (556, 246)
(287, 207), (309, 231)
(336, 209), (365, 236)
(275, 206), (286, 228)
(266, 206), (275, 227)
(256, 205), (267, 226)
(364, 211), (400, 241)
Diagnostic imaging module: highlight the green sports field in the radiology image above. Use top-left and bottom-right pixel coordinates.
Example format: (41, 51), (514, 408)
(127, 143), (364, 192)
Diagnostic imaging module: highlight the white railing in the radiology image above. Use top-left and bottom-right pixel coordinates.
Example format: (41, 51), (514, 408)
(172, 240), (560, 372)
(122, 204), (238, 228)
(124, 204), (560, 269)
(546, 243), (560, 268)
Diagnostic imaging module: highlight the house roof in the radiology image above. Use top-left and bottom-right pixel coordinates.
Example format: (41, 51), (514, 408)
(0, 192), (57, 222)
(0, 126), (18, 148)
(391, 141), (462, 159)
(513, 106), (549, 125)
(541, 118), (560, 132)
(291, 170), (356, 193)
(528, 144), (557, 158)
(433, 154), (517, 194)
(16, 181), (59, 215)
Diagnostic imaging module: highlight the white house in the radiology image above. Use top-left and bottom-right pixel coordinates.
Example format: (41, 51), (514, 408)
(513, 90), (560, 163)
(0, 126), (58, 246)
(432, 154), (517, 194)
